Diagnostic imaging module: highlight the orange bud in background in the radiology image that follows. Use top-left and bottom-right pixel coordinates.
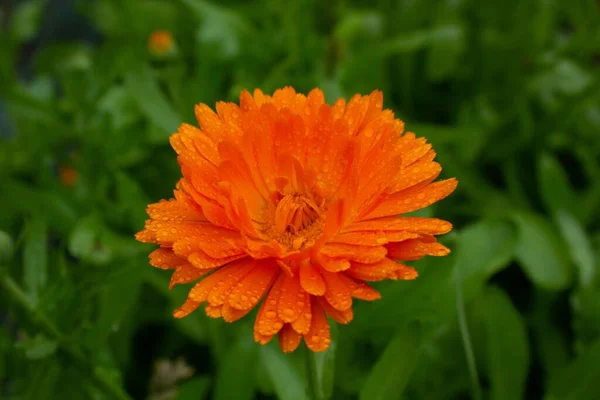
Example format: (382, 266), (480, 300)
(59, 165), (79, 187)
(148, 30), (175, 57)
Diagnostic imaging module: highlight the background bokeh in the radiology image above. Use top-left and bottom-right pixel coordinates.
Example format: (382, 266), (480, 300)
(1, 0), (600, 399)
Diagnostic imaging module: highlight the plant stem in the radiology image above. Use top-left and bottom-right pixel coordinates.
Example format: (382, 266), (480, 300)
(305, 348), (318, 400)
(455, 270), (483, 400)
(1, 275), (133, 400)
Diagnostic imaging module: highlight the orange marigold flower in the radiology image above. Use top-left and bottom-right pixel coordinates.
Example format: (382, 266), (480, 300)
(136, 87), (457, 353)
(148, 30), (175, 57)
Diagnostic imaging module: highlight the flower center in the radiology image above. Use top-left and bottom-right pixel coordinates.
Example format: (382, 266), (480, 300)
(274, 194), (320, 235)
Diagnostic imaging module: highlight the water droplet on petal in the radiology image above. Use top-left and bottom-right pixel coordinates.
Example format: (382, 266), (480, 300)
(283, 308), (294, 317)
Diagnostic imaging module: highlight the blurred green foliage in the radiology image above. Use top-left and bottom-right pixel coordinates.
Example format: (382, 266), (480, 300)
(1, 0), (599, 399)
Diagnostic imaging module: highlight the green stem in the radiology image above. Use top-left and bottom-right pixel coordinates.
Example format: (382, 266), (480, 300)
(455, 270), (483, 400)
(305, 349), (318, 400)
(1, 275), (133, 400)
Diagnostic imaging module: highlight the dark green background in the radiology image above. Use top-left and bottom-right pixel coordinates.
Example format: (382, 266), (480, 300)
(1, 0), (599, 399)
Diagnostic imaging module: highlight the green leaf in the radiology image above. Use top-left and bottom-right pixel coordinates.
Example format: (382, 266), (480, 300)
(454, 219), (517, 302)
(23, 217), (48, 304)
(125, 66), (181, 136)
(513, 212), (572, 290)
(8, 0), (46, 42)
(84, 264), (142, 346)
(22, 360), (60, 399)
(17, 334), (58, 359)
(68, 215), (113, 265)
(260, 345), (310, 400)
(181, 0), (253, 60)
(426, 23), (466, 81)
(177, 376), (211, 400)
(213, 334), (258, 400)
(334, 10), (383, 46)
(555, 210), (596, 288)
(359, 322), (421, 400)
(0, 329), (10, 380)
(547, 339), (600, 400)
(532, 292), (570, 385)
(483, 286), (530, 400)
(309, 340), (336, 400)
(0, 230), (14, 265)
(382, 31), (430, 54)
(538, 152), (579, 218)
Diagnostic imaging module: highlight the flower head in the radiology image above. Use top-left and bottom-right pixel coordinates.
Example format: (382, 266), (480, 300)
(136, 87), (457, 352)
(148, 30), (175, 57)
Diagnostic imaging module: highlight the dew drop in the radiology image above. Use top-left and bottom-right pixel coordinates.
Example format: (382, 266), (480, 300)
(266, 311), (276, 318)
(283, 308), (295, 317)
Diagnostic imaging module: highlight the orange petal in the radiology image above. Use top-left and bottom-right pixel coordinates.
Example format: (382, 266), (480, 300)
(217, 149), (265, 216)
(353, 139), (403, 215)
(321, 243), (387, 263)
(315, 256), (350, 272)
(321, 270), (352, 311)
(206, 258), (257, 306)
(305, 114), (355, 200)
(291, 292), (313, 334)
(364, 178), (458, 219)
(330, 230), (419, 246)
(173, 297), (202, 319)
(318, 198), (348, 245)
(254, 330), (275, 345)
(346, 257), (405, 281)
(194, 103), (225, 142)
(394, 264), (419, 280)
(392, 159), (441, 193)
(299, 261), (326, 296)
(398, 134), (432, 167)
(179, 179), (237, 230)
(205, 304), (222, 318)
(387, 238), (450, 261)
(342, 276), (382, 301)
(254, 274), (285, 336)
(147, 220), (239, 250)
(319, 298), (353, 324)
(343, 217), (452, 236)
(146, 198), (206, 222)
(228, 260), (280, 310)
(135, 227), (156, 243)
(221, 303), (253, 322)
(173, 233), (244, 259)
(304, 298), (331, 352)
(170, 124), (220, 166)
(188, 261), (253, 303)
(277, 274), (305, 323)
(188, 252), (246, 270)
(240, 89), (257, 111)
(149, 248), (186, 269)
(278, 324), (302, 353)
(169, 263), (211, 289)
